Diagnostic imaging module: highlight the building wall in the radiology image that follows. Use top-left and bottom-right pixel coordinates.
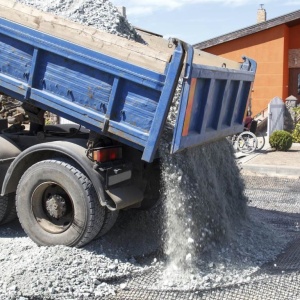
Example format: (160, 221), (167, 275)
(289, 24), (300, 68)
(289, 24), (300, 49)
(288, 23), (300, 102)
(201, 25), (288, 116)
(283, 25), (290, 102)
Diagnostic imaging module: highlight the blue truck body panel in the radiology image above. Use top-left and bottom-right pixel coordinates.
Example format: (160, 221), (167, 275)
(0, 17), (256, 162)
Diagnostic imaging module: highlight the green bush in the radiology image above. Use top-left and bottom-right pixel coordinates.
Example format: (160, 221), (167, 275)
(292, 123), (300, 143)
(269, 130), (293, 151)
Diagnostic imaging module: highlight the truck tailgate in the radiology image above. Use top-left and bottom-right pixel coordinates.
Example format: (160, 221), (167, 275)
(171, 48), (256, 154)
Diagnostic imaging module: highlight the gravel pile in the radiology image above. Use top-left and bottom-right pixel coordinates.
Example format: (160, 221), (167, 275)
(16, 0), (143, 42)
(0, 222), (151, 299)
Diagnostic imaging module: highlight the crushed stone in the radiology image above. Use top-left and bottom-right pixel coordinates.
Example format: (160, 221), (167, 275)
(0, 227), (148, 299)
(16, 0), (143, 42)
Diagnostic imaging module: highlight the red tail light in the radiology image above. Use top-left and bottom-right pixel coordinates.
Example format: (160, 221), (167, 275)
(93, 146), (122, 163)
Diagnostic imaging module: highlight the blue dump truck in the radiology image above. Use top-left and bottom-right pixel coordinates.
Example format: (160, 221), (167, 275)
(0, 1), (256, 247)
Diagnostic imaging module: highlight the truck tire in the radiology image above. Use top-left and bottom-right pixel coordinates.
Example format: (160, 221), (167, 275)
(0, 193), (17, 225)
(94, 207), (119, 239)
(16, 160), (105, 247)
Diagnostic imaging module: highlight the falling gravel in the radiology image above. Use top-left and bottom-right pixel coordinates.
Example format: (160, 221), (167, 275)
(157, 77), (291, 286)
(158, 136), (291, 289)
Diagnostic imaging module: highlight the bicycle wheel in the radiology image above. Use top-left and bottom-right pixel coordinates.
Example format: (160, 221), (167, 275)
(237, 131), (258, 154)
(255, 131), (265, 151)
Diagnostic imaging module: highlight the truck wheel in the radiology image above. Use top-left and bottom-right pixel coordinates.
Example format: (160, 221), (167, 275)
(0, 193), (17, 225)
(94, 207), (119, 239)
(16, 160), (105, 247)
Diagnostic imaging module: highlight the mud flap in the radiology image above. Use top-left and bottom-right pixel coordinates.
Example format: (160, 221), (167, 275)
(105, 185), (144, 210)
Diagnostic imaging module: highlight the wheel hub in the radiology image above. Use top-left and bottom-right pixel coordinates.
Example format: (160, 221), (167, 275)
(45, 195), (66, 219)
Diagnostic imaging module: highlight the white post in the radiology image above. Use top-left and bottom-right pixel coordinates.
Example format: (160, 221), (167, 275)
(267, 97), (284, 136)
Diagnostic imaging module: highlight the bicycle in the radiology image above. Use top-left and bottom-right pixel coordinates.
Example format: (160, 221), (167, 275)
(231, 119), (265, 154)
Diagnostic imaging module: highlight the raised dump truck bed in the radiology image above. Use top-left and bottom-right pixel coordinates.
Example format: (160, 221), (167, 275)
(0, 1), (256, 162)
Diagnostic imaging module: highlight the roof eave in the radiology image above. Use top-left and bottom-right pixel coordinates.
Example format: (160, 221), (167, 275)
(194, 9), (300, 49)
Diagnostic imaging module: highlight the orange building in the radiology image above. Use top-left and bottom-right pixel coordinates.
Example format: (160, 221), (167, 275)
(194, 8), (300, 116)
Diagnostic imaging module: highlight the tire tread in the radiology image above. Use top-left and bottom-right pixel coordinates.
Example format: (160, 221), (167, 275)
(94, 208), (119, 239)
(16, 159), (105, 247)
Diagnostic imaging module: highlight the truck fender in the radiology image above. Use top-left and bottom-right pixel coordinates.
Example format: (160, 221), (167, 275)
(1, 140), (109, 208)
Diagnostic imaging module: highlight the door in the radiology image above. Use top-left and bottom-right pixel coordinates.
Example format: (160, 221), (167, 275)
(289, 68), (300, 102)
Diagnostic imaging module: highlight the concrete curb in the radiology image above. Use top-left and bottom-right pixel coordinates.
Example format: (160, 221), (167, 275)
(241, 164), (300, 178)
(237, 141), (300, 178)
